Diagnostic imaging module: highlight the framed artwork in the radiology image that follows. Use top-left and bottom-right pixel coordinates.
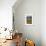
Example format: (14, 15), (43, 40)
(25, 14), (33, 25)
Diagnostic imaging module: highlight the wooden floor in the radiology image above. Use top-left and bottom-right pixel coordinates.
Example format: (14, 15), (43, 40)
(0, 39), (16, 46)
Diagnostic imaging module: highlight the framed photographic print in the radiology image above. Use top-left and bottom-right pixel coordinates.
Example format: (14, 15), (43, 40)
(25, 14), (33, 25)
(27, 16), (32, 24)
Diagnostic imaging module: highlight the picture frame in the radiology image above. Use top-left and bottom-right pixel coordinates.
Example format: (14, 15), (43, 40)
(25, 14), (33, 25)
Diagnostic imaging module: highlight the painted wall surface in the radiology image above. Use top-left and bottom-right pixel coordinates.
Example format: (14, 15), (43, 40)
(13, 0), (41, 46)
(41, 0), (46, 46)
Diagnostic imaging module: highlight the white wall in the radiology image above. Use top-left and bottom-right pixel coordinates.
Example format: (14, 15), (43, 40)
(0, 0), (16, 30)
(41, 0), (46, 46)
(13, 0), (41, 46)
